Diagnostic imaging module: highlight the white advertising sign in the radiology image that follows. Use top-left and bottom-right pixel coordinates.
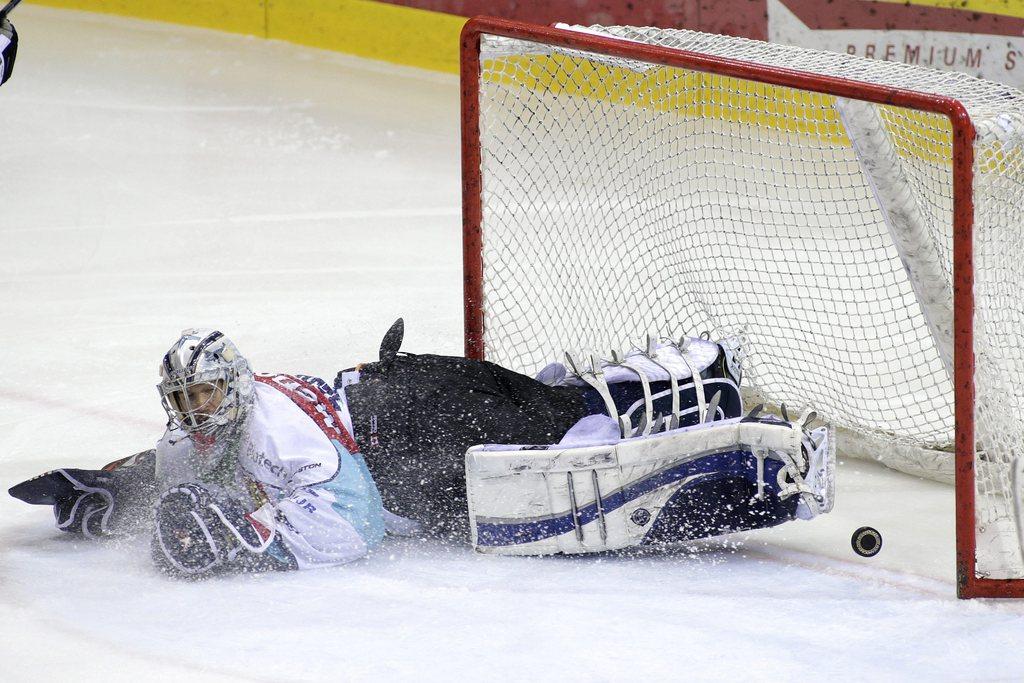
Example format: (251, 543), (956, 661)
(769, 0), (1024, 88)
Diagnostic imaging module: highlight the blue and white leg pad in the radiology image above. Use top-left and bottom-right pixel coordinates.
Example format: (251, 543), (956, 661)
(465, 412), (834, 555)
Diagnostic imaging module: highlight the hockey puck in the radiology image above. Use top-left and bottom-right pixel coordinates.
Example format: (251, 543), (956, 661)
(851, 526), (882, 557)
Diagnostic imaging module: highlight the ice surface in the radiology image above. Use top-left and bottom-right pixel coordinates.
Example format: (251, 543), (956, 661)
(2, 7), (1024, 681)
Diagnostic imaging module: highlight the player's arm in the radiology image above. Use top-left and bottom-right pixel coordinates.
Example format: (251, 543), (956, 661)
(266, 445), (386, 568)
(258, 373), (389, 567)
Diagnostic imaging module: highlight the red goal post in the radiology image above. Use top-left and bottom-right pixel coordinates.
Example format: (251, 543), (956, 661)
(460, 16), (1024, 598)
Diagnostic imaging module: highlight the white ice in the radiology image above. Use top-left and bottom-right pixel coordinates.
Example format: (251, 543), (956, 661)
(2, 7), (1023, 681)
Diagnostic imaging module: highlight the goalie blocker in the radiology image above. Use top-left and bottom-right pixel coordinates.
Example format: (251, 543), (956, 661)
(466, 408), (834, 555)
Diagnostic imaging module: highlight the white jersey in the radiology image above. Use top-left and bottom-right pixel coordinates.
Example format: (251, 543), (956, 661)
(156, 373), (386, 569)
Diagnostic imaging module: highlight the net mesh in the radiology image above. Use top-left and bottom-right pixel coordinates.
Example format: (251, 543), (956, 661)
(471, 25), (1024, 579)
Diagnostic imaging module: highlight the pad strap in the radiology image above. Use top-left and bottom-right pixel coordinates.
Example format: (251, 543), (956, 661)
(610, 350), (654, 437)
(663, 335), (707, 423)
(565, 352), (629, 438)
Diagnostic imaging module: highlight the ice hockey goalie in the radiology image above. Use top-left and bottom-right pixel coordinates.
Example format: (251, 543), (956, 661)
(9, 321), (835, 577)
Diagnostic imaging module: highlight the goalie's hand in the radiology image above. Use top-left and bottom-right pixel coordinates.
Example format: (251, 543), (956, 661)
(52, 470), (116, 538)
(152, 483), (278, 578)
(0, 17), (17, 86)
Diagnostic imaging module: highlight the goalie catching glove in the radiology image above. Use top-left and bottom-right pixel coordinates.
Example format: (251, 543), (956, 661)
(152, 483), (296, 578)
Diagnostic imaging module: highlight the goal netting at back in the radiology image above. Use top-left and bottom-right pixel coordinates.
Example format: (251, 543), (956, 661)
(466, 23), (1024, 582)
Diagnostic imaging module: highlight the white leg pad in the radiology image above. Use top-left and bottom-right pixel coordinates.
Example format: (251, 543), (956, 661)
(466, 414), (835, 555)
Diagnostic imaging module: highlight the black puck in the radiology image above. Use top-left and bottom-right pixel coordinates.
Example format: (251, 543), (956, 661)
(851, 526), (882, 557)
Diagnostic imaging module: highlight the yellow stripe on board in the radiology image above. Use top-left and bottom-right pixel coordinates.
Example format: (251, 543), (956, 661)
(485, 55), (849, 143)
(267, 0), (464, 73)
(29, 0), (466, 73)
(484, 54), (956, 164)
(31, 0), (267, 36)
(874, 0), (1024, 20)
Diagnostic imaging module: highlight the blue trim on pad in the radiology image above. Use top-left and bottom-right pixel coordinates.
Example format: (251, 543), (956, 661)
(475, 449), (773, 546)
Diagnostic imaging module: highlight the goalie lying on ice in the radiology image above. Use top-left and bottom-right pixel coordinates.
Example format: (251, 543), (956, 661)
(8, 321), (834, 576)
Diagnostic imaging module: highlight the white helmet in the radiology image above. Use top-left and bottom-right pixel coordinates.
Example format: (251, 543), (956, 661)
(157, 329), (255, 435)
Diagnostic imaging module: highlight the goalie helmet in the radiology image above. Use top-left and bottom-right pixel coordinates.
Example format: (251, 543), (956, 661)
(157, 329), (255, 436)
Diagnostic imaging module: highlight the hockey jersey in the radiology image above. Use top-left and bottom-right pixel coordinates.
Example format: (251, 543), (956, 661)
(156, 373), (386, 569)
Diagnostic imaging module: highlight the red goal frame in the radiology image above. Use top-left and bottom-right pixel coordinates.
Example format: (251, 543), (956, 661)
(459, 16), (1020, 598)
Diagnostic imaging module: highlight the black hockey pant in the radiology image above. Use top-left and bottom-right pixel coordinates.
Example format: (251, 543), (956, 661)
(344, 353), (588, 536)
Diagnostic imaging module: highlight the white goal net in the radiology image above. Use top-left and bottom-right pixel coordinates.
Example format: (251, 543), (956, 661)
(462, 21), (1024, 592)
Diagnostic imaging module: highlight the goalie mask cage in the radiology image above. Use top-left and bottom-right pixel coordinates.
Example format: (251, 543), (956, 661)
(460, 17), (1024, 598)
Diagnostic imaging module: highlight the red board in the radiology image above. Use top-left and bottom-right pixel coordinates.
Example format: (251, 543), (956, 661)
(386, 0), (769, 40)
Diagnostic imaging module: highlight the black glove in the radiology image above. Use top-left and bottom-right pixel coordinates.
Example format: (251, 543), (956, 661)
(8, 468), (117, 538)
(1, 17), (17, 86)
(152, 483), (293, 579)
(10, 450), (158, 538)
(52, 470), (116, 538)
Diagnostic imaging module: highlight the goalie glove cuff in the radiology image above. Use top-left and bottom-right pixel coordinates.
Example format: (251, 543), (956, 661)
(52, 470), (116, 538)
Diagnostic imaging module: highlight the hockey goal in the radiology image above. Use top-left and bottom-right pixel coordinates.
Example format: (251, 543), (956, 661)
(460, 18), (1024, 598)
